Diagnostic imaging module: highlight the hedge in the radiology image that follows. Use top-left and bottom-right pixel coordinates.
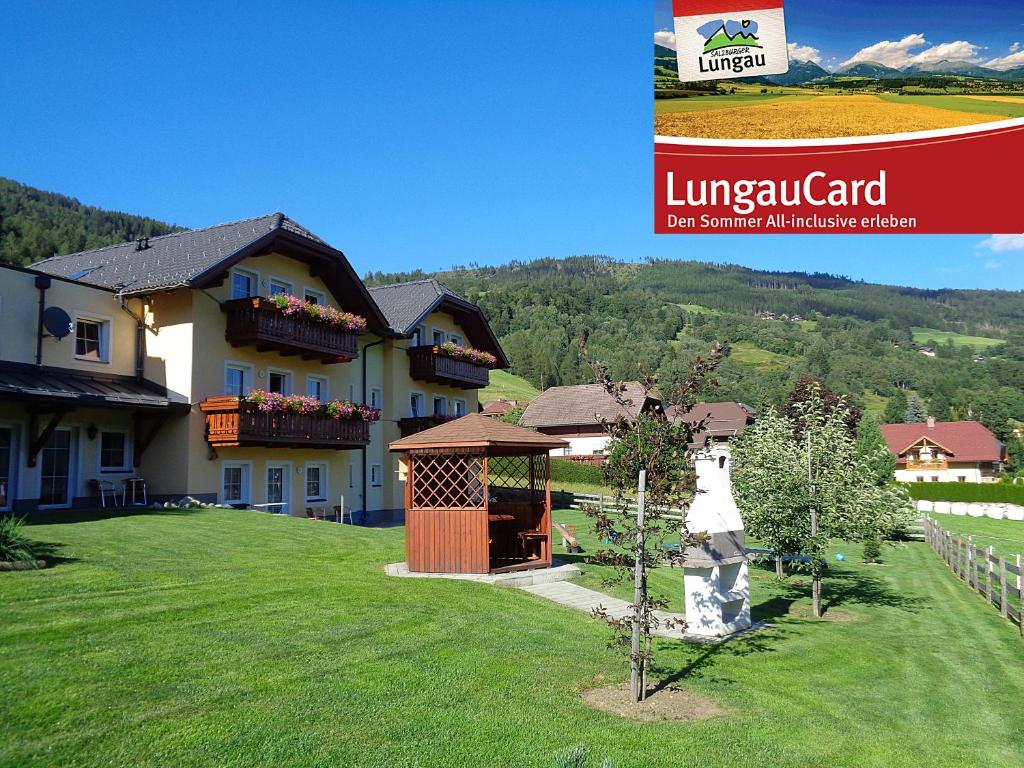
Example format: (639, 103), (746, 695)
(549, 459), (606, 486)
(904, 482), (1024, 505)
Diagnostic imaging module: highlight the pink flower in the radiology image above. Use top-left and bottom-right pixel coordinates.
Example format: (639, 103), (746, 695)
(265, 294), (367, 333)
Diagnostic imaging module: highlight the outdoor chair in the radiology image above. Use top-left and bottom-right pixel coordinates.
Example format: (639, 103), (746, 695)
(90, 479), (119, 508)
(333, 503), (354, 524)
(122, 477), (148, 506)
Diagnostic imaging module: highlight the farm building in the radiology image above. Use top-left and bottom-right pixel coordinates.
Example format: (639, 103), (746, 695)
(881, 418), (1006, 484)
(666, 401), (755, 445)
(517, 382), (661, 458)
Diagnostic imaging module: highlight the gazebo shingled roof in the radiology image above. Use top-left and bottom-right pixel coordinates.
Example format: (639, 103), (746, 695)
(389, 413), (567, 452)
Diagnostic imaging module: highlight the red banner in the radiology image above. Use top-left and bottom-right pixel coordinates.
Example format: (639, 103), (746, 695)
(654, 120), (1024, 234)
(673, 0), (783, 15)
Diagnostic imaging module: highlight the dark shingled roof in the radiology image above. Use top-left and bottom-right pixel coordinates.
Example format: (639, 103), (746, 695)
(368, 280), (461, 335)
(31, 213), (323, 294)
(0, 362), (189, 411)
(518, 383), (659, 429)
(30, 212), (390, 334)
(667, 401), (755, 445)
(368, 279), (509, 366)
(389, 413), (567, 452)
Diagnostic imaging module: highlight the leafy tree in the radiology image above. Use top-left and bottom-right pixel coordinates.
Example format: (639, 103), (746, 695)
(855, 412), (897, 486)
(784, 376), (861, 436)
(883, 389), (908, 424)
(496, 406), (525, 425)
(582, 343), (724, 703)
(905, 396), (926, 423)
(732, 384), (914, 617)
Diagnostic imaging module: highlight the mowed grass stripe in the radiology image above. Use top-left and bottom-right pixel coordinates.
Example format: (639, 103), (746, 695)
(879, 94), (1024, 119)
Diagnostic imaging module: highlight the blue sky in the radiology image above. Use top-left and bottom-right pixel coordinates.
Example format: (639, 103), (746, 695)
(0, 1), (1019, 291)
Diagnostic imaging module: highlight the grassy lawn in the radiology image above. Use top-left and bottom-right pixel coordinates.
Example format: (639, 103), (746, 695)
(910, 327), (1003, 349)
(3, 508), (1024, 767)
(729, 341), (794, 371)
(878, 94), (1024, 119)
(479, 370), (539, 404)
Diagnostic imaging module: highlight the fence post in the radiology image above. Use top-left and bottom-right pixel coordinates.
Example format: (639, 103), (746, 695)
(944, 531), (951, 568)
(999, 556), (1008, 618)
(968, 537), (975, 588)
(1018, 554), (1023, 638)
(986, 546), (994, 606)
(955, 535), (963, 579)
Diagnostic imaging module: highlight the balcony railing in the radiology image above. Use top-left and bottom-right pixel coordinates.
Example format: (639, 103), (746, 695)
(905, 460), (949, 471)
(223, 297), (360, 364)
(407, 345), (490, 389)
(200, 396), (370, 449)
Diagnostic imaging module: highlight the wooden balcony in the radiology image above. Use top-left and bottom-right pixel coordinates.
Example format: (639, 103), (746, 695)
(223, 297), (360, 364)
(398, 415), (457, 437)
(905, 460), (948, 471)
(407, 345), (490, 389)
(200, 396), (370, 449)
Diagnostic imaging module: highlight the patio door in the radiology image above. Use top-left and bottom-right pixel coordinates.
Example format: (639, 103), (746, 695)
(0, 427), (13, 510)
(40, 429), (73, 508)
(266, 464), (290, 514)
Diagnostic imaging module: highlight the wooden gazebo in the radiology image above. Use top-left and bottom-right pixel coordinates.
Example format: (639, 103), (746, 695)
(389, 413), (568, 574)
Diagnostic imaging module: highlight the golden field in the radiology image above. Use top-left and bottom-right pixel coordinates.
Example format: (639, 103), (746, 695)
(958, 94), (1024, 104)
(654, 94), (1010, 139)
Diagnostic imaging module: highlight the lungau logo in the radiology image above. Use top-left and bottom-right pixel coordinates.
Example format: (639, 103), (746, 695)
(696, 18), (766, 75)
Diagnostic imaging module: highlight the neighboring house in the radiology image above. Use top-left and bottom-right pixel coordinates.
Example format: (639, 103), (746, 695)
(517, 382), (661, 457)
(881, 418), (1006, 484)
(0, 214), (506, 520)
(667, 401), (755, 447)
(481, 400), (518, 417)
(917, 347), (937, 357)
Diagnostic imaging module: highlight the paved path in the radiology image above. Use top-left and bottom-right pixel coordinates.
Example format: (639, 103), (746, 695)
(519, 581), (688, 640)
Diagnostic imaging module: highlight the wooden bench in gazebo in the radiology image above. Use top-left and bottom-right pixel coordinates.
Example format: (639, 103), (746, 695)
(389, 413), (568, 575)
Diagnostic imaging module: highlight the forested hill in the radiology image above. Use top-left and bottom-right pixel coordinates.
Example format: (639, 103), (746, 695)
(0, 178), (179, 266)
(366, 257), (1024, 442)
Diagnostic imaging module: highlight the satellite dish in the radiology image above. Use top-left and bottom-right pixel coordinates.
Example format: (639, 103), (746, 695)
(42, 306), (74, 340)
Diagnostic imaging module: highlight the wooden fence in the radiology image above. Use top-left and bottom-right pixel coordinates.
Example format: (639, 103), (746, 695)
(569, 492), (684, 522)
(923, 516), (1023, 637)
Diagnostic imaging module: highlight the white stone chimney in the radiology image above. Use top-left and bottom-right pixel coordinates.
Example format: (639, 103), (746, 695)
(927, 417), (936, 430)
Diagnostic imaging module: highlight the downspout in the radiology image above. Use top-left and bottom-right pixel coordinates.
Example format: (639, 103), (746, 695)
(361, 335), (386, 523)
(117, 293), (148, 381)
(34, 275), (51, 367)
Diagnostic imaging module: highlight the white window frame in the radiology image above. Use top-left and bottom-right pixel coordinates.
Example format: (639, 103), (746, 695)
(432, 395), (447, 417)
(37, 427), (77, 509)
(306, 375), (329, 403)
(412, 324), (427, 346)
(72, 312), (112, 364)
(231, 268), (259, 299)
(305, 462), (329, 503)
(224, 361), (254, 396)
(431, 328), (446, 346)
(449, 333), (463, 347)
(268, 276), (294, 296)
(370, 387), (382, 412)
(304, 287), (327, 305)
(348, 383), (356, 402)
(409, 391), (425, 418)
(450, 398), (467, 418)
(267, 368), (293, 395)
(370, 464), (383, 487)
(221, 461), (252, 505)
(98, 429), (132, 473)
(265, 461), (292, 514)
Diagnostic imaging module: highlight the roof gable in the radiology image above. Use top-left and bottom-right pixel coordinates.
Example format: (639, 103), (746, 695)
(389, 412), (567, 452)
(880, 421), (1005, 463)
(518, 382), (658, 429)
(30, 212), (390, 334)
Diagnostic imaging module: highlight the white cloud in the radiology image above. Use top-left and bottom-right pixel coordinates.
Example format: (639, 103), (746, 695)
(977, 234), (1024, 252)
(788, 42), (822, 64)
(984, 259), (1002, 270)
(985, 49), (1024, 71)
(840, 33), (983, 69)
(655, 30), (676, 51)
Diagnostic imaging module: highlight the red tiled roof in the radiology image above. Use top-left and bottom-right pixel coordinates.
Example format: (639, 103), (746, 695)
(880, 421), (1005, 463)
(481, 400), (516, 415)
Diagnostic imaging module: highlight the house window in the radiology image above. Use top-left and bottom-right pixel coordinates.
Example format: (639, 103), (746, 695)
(958, 476), (966, 483)
(370, 388), (382, 411)
(450, 399), (467, 418)
(307, 375), (329, 403)
(268, 278), (293, 296)
(563, 446), (572, 456)
(268, 370), (292, 395)
(916, 476), (924, 483)
(306, 463), (328, 502)
(432, 329), (445, 346)
(348, 463), (355, 489)
(231, 269), (258, 299)
(410, 392), (424, 418)
(222, 463), (250, 505)
(371, 464), (383, 487)
(99, 431), (129, 471)
(224, 364), (252, 396)
(304, 289), (326, 305)
(412, 325), (427, 346)
(74, 317), (108, 362)
(449, 334), (463, 347)
(931, 476), (939, 483)
(432, 396), (447, 417)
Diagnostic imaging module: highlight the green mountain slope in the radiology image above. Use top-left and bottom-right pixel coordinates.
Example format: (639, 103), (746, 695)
(0, 177), (179, 266)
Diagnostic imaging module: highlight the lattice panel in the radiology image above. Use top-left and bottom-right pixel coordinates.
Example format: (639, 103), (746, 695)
(489, 455), (532, 490)
(411, 453), (485, 509)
